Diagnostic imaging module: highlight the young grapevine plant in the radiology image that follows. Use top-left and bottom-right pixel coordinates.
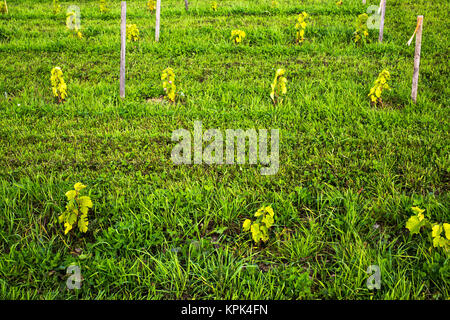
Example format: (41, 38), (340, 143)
(295, 12), (308, 43)
(406, 207), (449, 254)
(243, 206), (275, 244)
(354, 13), (369, 44)
(66, 11), (83, 39)
(58, 183), (93, 235)
(126, 24), (140, 42)
(147, 0), (156, 13)
(99, 0), (109, 13)
(270, 68), (287, 105)
(50, 67), (67, 103)
(368, 69), (390, 106)
(230, 30), (246, 44)
(162, 67), (176, 103)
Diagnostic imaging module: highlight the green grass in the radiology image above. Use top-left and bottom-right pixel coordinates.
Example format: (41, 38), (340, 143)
(0, 0), (449, 299)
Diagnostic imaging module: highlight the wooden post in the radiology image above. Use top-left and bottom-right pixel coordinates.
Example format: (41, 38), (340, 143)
(411, 16), (423, 104)
(184, 0), (188, 11)
(120, 2), (126, 98)
(155, 0), (161, 42)
(378, 0), (386, 43)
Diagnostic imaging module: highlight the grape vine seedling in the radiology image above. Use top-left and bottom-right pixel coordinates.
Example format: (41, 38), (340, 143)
(295, 12), (308, 44)
(368, 69), (390, 107)
(406, 207), (450, 254)
(243, 206), (275, 244)
(58, 183), (93, 235)
(354, 13), (369, 44)
(230, 30), (246, 44)
(66, 11), (83, 39)
(127, 24), (140, 42)
(50, 67), (67, 103)
(162, 67), (176, 102)
(270, 68), (287, 105)
(147, 0), (156, 13)
(99, 0), (109, 13)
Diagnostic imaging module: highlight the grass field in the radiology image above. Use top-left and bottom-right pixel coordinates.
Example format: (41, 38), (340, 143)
(0, 0), (449, 299)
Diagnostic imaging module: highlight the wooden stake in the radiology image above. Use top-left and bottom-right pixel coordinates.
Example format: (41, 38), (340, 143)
(4, 0), (8, 14)
(184, 0), (189, 11)
(155, 0), (161, 42)
(120, 1), (126, 98)
(411, 16), (423, 104)
(378, 0), (386, 43)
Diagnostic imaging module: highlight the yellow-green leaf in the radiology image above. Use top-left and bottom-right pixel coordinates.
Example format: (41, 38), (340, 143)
(443, 223), (450, 240)
(78, 196), (93, 208)
(64, 222), (72, 234)
(65, 190), (76, 201)
(411, 206), (425, 215)
(78, 213), (89, 233)
(254, 208), (264, 217)
(68, 210), (78, 225)
(262, 214), (274, 228)
(265, 206), (274, 217)
(406, 215), (425, 234)
(251, 223), (261, 243)
(432, 224), (442, 238)
(80, 205), (89, 215)
(243, 219), (251, 231)
(74, 182), (86, 191)
(432, 235), (447, 248)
